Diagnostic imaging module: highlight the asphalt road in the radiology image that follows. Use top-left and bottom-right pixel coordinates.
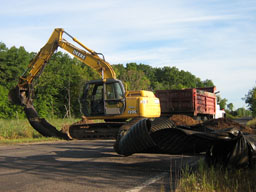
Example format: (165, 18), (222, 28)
(0, 140), (199, 192)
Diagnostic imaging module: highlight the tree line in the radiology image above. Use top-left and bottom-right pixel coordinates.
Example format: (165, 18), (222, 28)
(0, 42), (254, 118)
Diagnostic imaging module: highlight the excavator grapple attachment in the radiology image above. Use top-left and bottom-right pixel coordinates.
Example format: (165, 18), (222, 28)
(24, 102), (70, 139)
(9, 86), (69, 139)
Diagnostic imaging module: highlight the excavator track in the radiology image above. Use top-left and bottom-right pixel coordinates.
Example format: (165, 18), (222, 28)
(63, 122), (126, 139)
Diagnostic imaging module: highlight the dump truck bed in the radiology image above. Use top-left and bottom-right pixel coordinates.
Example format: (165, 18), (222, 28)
(156, 87), (216, 118)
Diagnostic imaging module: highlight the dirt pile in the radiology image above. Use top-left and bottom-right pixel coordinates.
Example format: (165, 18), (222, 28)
(61, 116), (93, 139)
(194, 118), (255, 134)
(169, 114), (199, 126)
(169, 115), (255, 134)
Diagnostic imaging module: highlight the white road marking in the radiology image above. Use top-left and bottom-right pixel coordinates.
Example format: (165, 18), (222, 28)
(125, 172), (168, 192)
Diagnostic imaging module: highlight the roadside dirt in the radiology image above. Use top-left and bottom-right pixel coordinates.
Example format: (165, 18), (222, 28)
(198, 118), (255, 134)
(169, 115), (199, 126)
(169, 115), (255, 134)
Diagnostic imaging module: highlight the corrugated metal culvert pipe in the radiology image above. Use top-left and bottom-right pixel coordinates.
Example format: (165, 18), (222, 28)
(114, 117), (256, 168)
(115, 118), (156, 156)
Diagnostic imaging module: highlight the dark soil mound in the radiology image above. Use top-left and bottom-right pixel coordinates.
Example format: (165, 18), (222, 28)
(194, 118), (255, 134)
(169, 114), (199, 126)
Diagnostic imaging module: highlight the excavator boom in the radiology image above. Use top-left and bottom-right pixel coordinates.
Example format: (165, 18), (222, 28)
(18, 28), (116, 89)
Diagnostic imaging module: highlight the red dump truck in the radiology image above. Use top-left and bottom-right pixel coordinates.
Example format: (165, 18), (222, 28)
(155, 87), (220, 120)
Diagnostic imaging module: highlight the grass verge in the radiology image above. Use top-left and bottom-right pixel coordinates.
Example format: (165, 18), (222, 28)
(0, 118), (79, 144)
(176, 159), (256, 192)
(247, 118), (256, 128)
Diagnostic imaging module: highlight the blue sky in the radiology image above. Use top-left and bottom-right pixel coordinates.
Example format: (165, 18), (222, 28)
(0, 0), (255, 109)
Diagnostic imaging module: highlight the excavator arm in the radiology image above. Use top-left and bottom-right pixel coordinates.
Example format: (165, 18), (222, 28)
(17, 28), (116, 99)
(58, 30), (116, 80)
(11, 28), (117, 108)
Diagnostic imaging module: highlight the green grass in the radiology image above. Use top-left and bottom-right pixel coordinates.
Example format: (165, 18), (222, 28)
(176, 159), (256, 192)
(247, 118), (256, 128)
(0, 118), (79, 144)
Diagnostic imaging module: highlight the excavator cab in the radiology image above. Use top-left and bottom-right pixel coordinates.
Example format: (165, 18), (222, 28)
(80, 78), (126, 117)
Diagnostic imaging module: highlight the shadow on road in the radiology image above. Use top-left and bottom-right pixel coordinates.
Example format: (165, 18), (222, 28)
(0, 140), (197, 191)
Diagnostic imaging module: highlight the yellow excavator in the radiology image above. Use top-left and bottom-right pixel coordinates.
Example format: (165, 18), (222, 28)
(9, 28), (160, 139)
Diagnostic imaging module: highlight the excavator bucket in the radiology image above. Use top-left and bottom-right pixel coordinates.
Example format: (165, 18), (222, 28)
(24, 102), (70, 139)
(8, 85), (70, 140)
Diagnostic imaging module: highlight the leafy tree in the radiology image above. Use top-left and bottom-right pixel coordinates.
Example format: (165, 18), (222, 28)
(112, 64), (126, 78)
(236, 107), (252, 117)
(244, 86), (256, 117)
(217, 96), (227, 110)
(0, 85), (24, 118)
(201, 79), (214, 87)
(135, 63), (156, 82)
(118, 69), (150, 91)
(126, 63), (138, 71)
(0, 85), (12, 118)
(227, 103), (234, 112)
(152, 66), (214, 90)
(0, 44), (31, 89)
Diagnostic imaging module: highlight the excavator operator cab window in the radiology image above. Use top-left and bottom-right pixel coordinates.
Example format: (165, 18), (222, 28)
(104, 81), (125, 115)
(80, 79), (126, 117)
(106, 83), (123, 100)
(91, 84), (104, 115)
(81, 82), (104, 116)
